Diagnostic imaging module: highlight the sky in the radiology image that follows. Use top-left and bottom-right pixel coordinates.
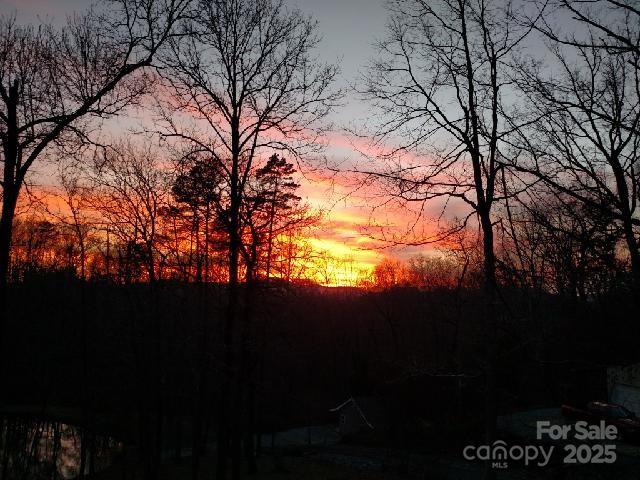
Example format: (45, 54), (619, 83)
(0, 0), (463, 282)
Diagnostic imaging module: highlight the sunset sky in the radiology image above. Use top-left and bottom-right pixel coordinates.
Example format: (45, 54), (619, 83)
(1, 0), (467, 282)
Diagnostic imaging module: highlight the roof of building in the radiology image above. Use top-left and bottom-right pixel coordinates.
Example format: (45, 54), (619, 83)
(330, 396), (388, 429)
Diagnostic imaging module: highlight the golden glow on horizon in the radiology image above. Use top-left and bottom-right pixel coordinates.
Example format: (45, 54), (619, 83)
(304, 236), (380, 287)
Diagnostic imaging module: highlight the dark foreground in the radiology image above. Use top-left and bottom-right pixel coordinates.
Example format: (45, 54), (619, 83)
(2, 277), (638, 479)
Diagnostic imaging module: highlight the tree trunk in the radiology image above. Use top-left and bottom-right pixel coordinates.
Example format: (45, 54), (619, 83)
(611, 154), (640, 295)
(265, 186), (278, 282)
(217, 117), (241, 480)
(622, 218), (640, 298)
(481, 212), (497, 427)
(235, 263), (258, 478)
(480, 209), (498, 480)
(0, 186), (18, 361)
(0, 80), (20, 383)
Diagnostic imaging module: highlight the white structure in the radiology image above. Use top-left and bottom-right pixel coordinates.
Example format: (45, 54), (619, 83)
(607, 363), (640, 415)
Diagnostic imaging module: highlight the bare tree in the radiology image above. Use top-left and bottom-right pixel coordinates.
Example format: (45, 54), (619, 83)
(537, 0), (640, 59)
(499, 189), (621, 298)
(0, 0), (190, 370)
(511, 1), (640, 290)
(272, 224), (314, 283)
(406, 254), (461, 289)
(89, 142), (168, 283)
(156, 0), (339, 476)
(359, 0), (542, 456)
(45, 165), (98, 280)
(372, 258), (406, 290)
